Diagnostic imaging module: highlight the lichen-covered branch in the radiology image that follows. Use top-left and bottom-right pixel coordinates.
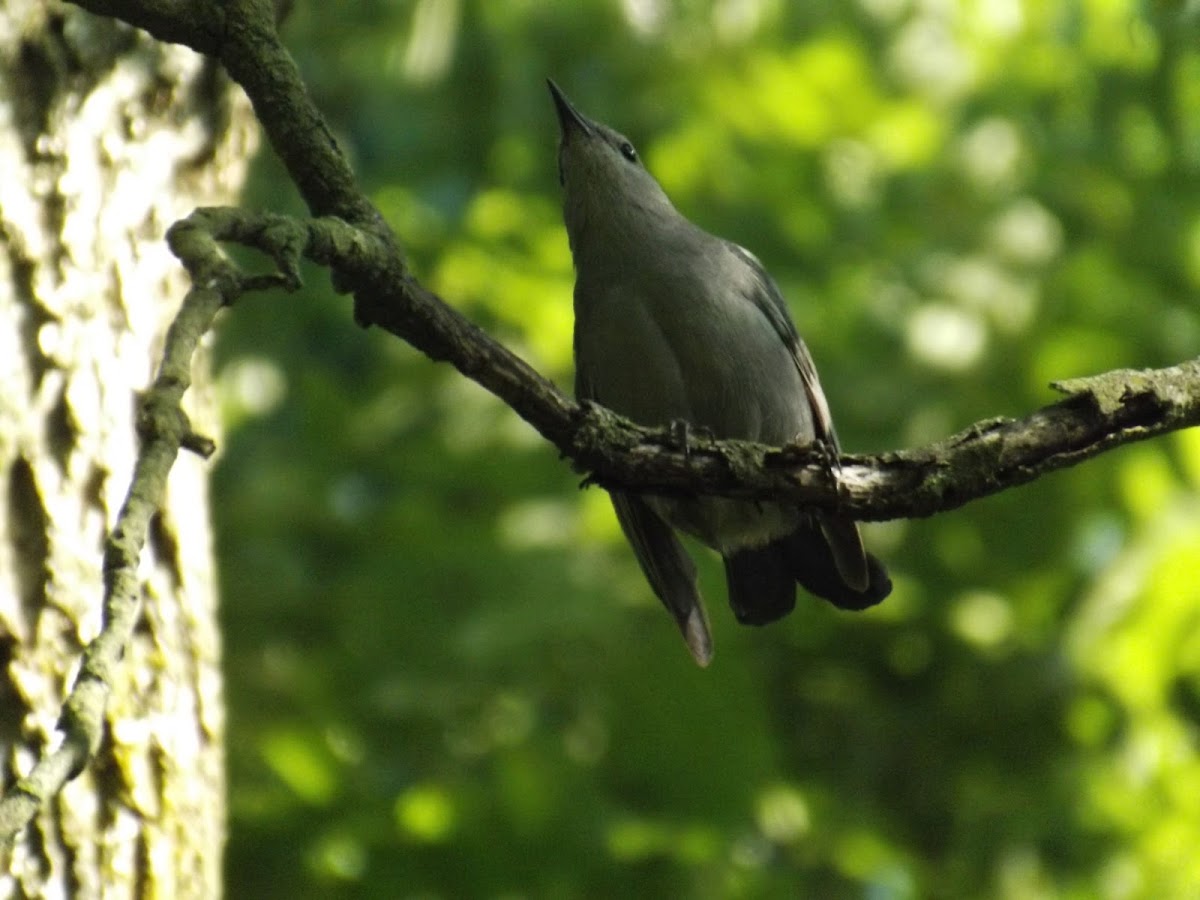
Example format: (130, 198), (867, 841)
(545, 359), (1200, 521)
(123, 212), (1200, 528)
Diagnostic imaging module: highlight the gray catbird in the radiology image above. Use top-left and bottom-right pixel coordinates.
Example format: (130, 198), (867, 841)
(549, 80), (891, 665)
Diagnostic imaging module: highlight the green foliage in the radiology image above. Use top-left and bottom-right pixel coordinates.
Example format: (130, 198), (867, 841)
(215, 1), (1200, 896)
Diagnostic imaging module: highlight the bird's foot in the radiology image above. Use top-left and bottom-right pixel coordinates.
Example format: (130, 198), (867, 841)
(813, 436), (841, 473)
(666, 419), (714, 458)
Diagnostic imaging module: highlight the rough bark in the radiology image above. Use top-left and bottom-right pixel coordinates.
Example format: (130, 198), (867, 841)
(0, 3), (255, 896)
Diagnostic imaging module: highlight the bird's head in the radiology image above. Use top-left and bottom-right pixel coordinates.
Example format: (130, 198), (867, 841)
(547, 79), (675, 253)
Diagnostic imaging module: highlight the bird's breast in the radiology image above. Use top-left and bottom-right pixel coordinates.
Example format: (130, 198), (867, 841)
(573, 267), (811, 446)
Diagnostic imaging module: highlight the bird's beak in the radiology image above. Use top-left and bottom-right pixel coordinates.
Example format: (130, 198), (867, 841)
(547, 79), (592, 138)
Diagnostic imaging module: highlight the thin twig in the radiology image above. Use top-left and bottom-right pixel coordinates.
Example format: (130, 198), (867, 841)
(0, 281), (229, 843)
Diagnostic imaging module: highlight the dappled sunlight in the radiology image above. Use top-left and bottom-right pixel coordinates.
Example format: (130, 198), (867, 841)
(605, 816), (722, 865)
(755, 782), (812, 844)
(715, 39), (884, 146)
(435, 374), (547, 453)
(495, 498), (577, 550)
(307, 830), (368, 882)
(868, 99), (945, 170)
(988, 198), (1063, 269)
(1066, 502), (1200, 894)
(218, 355), (288, 425)
(950, 590), (1015, 651)
(906, 302), (988, 370)
(957, 116), (1025, 190)
(821, 138), (883, 209)
(888, 15), (974, 99)
(1031, 327), (1130, 392)
(432, 188), (575, 373)
(1117, 447), (1181, 525)
(831, 829), (914, 896)
(260, 726), (341, 806)
(394, 782), (458, 843)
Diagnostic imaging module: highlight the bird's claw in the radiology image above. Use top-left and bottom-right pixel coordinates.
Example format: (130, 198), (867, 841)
(667, 419), (714, 459)
(814, 436), (841, 473)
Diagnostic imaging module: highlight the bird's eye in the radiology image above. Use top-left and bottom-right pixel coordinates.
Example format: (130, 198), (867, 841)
(619, 141), (638, 162)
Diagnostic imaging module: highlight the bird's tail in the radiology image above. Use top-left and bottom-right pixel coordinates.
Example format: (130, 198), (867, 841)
(817, 512), (870, 592)
(724, 517), (891, 625)
(611, 493), (714, 666)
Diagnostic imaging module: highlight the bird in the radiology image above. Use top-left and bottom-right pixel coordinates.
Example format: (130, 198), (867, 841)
(548, 80), (891, 665)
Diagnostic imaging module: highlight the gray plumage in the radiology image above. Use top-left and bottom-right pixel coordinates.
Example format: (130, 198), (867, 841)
(549, 80), (890, 665)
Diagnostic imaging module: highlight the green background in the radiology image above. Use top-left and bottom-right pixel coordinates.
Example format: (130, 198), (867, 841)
(214, 1), (1200, 896)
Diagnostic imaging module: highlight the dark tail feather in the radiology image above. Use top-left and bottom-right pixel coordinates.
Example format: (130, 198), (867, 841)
(784, 518), (891, 610)
(724, 544), (796, 625)
(724, 518), (892, 624)
(611, 493), (714, 666)
(817, 513), (869, 592)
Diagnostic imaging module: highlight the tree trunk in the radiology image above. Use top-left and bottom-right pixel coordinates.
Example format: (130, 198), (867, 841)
(0, 4), (255, 896)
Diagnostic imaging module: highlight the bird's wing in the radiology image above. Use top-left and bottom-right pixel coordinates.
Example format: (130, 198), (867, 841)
(578, 364), (713, 665)
(574, 331), (592, 401)
(610, 493), (713, 667)
(726, 242), (869, 591)
(725, 242), (839, 451)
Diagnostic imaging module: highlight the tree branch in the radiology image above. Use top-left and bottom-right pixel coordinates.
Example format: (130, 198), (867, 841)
(566, 360), (1200, 520)
(151, 209), (1200, 526)
(65, 0), (225, 55)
